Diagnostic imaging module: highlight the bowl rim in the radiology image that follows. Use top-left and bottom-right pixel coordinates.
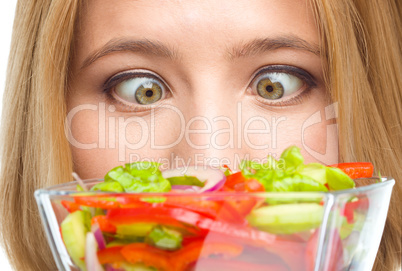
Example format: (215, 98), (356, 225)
(34, 177), (395, 198)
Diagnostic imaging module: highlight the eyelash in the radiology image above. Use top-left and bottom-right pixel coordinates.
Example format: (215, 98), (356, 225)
(103, 71), (168, 112)
(249, 65), (317, 107)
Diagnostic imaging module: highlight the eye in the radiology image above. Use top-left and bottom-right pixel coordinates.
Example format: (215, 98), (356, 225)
(112, 75), (166, 105)
(251, 72), (303, 100)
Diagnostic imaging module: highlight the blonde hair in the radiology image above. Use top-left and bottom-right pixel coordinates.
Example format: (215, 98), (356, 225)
(0, 0), (78, 269)
(310, 0), (401, 270)
(0, 0), (400, 270)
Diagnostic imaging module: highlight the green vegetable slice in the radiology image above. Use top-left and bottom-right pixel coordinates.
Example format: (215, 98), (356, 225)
(60, 210), (90, 271)
(298, 163), (327, 184)
(104, 163), (171, 193)
(240, 146), (354, 193)
(280, 145), (304, 174)
(166, 176), (205, 187)
(91, 181), (124, 192)
(146, 226), (182, 251)
(326, 167), (355, 190)
(272, 175), (328, 192)
(247, 203), (324, 234)
(117, 223), (156, 237)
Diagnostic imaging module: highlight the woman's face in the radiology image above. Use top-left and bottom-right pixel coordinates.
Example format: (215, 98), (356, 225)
(68, 0), (338, 178)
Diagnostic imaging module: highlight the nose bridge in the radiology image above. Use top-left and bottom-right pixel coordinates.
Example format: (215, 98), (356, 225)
(186, 69), (236, 139)
(185, 67), (236, 118)
(170, 71), (247, 167)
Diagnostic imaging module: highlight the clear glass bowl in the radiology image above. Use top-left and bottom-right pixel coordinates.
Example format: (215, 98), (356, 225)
(35, 177), (394, 271)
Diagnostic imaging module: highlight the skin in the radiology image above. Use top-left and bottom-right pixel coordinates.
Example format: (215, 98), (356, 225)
(67, 0), (338, 179)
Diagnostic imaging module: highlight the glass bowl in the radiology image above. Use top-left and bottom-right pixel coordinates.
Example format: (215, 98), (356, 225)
(35, 177), (394, 271)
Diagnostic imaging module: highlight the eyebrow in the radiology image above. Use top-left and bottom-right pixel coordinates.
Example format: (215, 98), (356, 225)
(81, 35), (320, 69)
(227, 36), (320, 60)
(81, 38), (178, 69)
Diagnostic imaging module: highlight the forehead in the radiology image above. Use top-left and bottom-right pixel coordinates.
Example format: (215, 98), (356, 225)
(74, 0), (318, 66)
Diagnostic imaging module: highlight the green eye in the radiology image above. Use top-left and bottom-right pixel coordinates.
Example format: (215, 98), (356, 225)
(253, 72), (303, 100)
(115, 76), (165, 105)
(257, 78), (284, 100)
(135, 83), (162, 105)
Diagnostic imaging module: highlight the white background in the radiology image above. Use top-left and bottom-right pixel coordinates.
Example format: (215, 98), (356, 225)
(0, 2), (400, 271)
(0, 1), (17, 270)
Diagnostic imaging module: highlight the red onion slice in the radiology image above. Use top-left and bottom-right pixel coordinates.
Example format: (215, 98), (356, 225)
(163, 166), (226, 193)
(85, 232), (104, 271)
(91, 223), (106, 250)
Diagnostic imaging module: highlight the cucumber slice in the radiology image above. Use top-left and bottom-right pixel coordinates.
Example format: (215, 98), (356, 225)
(265, 193), (323, 205)
(247, 203), (324, 234)
(60, 211), (90, 271)
(339, 212), (366, 239)
(116, 223), (156, 237)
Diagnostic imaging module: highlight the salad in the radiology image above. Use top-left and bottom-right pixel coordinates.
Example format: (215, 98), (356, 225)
(59, 146), (374, 271)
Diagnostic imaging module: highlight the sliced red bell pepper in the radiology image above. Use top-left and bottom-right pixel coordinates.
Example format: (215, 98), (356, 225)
(342, 206), (355, 224)
(216, 195), (260, 225)
(74, 195), (121, 209)
(61, 200), (81, 213)
(217, 199), (248, 224)
(330, 162), (374, 179)
(166, 193), (259, 225)
(120, 243), (171, 270)
(181, 235), (206, 246)
(223, 172), (264, 192)
(73, 194), (151, 209)
(342, 197), (369, 223)
(166, 194), (256, 226)
(228, 179), (265, 193)
(164, 197), (222, 219)
(219, 172), (264, 224)
(244, 179), (265, 192)
(114, 195), (153, 208)
(91, 215), (117, 233)
(345, 197), (369, 210)
(223, 172), (248, 191)
(97, 246), (125, 265)
(173, 240), (243, 271)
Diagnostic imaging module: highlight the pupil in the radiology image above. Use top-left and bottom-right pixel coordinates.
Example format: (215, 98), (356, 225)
(145, 90), (154, 97)
(265, 85), (274, 92)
